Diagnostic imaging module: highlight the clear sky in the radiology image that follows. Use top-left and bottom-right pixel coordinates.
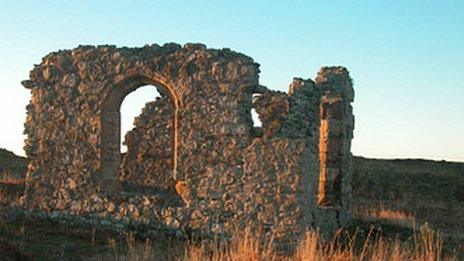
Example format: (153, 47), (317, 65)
(0, 1), (463, 161)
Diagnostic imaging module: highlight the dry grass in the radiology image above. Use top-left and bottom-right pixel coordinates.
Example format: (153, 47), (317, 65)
(98, 224), (455, 261)
(0, 186), (6, 204)
(351, 156), (464, 237)
(0, 170), (24, 185)
(353, 206), (417, 228)
(0, 169), (26, 206)
(0, 179), (25, 206)
(0, 149), (27, 205)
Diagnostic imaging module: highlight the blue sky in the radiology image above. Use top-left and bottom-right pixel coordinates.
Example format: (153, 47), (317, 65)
(0, 1), (463, 161)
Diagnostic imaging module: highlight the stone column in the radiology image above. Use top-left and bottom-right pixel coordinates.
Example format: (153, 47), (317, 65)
(317, 94), (344, 206)
(100, 110), (122, 192)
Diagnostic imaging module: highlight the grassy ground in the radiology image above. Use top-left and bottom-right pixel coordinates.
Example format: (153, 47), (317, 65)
(0, 149), (26, 206)
(0, 148), (26, 181)
(0, 150), (463, 259)
(351, 156), (464, 238)
(0, 210), (459, 260)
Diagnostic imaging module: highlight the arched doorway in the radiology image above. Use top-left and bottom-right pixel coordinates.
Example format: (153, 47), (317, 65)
(119, 85), (160, 154)
(99, 75), (179, 193)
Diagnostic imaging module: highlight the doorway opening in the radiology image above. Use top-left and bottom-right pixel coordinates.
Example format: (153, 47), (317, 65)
(100, 76), (179, 195)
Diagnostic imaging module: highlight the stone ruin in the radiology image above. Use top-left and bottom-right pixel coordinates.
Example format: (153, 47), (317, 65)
(20, 43), (354, 249)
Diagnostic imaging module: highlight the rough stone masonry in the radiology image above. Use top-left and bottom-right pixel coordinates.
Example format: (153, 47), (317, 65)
(20, 43), (354, 249)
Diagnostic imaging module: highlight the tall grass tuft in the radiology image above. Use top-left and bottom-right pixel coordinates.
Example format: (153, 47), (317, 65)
(353, 206), (417, 228)
(96, 223), (455, 260)
(0, 170), (24, 185)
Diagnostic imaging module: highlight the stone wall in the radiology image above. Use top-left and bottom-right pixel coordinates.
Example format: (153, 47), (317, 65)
(20, 43), (354, 249)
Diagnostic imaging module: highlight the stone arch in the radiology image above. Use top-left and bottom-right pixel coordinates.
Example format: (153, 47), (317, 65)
(99, 74), (180, 192)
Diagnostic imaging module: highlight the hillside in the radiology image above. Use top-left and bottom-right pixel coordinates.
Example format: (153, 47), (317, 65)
(0, 149), (463, 258)
(0, 148), (27, 181)
(352, 156), (464, 238)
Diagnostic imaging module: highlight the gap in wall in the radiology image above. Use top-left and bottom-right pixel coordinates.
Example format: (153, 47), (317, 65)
(120, 85), (160, 153)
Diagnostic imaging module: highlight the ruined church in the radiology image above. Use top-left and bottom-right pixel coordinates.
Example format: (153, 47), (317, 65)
(20, 43), (354, 247)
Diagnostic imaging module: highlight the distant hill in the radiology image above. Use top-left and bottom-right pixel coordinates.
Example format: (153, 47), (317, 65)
(0, 149), (27, 204)
(0, 148), (27, 181)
